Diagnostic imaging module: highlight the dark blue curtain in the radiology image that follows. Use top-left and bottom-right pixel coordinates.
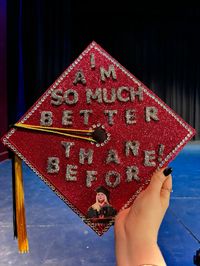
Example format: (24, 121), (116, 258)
(7, 0), (71, 122)
(16, 0), (25, 119)
(7, 1), (200, 139)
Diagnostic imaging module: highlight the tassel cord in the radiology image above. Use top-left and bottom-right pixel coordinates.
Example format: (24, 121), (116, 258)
(14, 155), (29, 253)
(14, 123), (96, 143)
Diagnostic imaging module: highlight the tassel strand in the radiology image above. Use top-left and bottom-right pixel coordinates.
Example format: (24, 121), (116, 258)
(14, 155), (29, 253)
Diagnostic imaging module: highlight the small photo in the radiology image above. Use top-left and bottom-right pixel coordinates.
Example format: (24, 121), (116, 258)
(87, 186), (117, 223)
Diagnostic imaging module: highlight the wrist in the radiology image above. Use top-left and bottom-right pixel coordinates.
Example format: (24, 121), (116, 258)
(126, 242), (166, 266)
(138, 264), (161, 266)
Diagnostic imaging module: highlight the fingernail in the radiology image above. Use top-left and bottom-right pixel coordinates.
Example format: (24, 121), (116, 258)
(163, 167), (173, 176)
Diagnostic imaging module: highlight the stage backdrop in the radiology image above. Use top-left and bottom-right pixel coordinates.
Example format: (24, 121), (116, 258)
(0, 0), (7, 161)
(6, 1), (200, 141)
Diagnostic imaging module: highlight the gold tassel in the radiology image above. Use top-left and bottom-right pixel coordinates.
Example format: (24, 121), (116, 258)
(14, 155), (29, 253)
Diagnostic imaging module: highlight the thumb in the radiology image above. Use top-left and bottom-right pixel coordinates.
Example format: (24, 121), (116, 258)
(148, 168), (170, 194)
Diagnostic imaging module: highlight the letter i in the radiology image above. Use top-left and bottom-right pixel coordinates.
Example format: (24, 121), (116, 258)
(90, 53), (95, 69)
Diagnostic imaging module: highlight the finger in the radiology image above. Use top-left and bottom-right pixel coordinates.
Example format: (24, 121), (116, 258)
(148, 168), (169, 194)
(115, 208), (130, 232)
(115, 208), (130, 222)
(163, 167), (173, 176)
(161, 174), (172, 199)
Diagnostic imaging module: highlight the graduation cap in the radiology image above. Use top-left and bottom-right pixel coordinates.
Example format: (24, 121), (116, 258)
(96, 186), (110, 201)
(1, 41), (195, 252)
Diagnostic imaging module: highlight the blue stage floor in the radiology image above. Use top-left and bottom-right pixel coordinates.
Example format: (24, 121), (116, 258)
(1, 142), (200, 266)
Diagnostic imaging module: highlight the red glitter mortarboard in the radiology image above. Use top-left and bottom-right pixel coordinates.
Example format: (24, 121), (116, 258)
(2, 41), (195, 243)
